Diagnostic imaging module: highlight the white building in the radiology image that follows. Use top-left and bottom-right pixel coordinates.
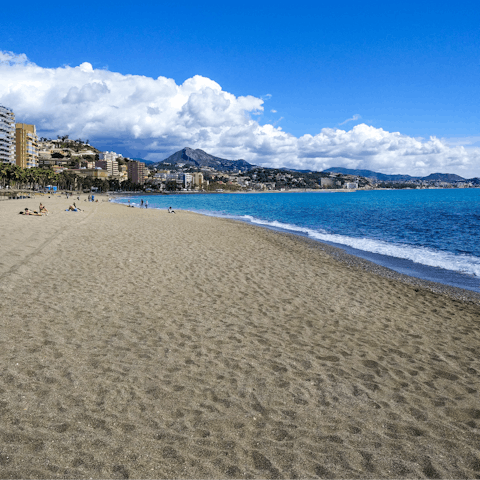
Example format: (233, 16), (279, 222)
(165, 172), (194, 188)
(0, 106), (16, 164)
(166, 173), (181, 182)
(183, 173), (193, 187)
(99, 151), (121, 162)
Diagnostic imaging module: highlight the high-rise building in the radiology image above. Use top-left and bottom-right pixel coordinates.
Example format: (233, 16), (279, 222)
(193, 172), (204, 187)
(0, 106), (16, 164)
(183, 173), (193, 187)
(127, 161), (146, 185)
(96, 160), (119, 176)
(16, 123), (39, 168)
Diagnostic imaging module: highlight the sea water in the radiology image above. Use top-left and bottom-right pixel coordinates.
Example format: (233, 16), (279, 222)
(113, 189), (480, 292)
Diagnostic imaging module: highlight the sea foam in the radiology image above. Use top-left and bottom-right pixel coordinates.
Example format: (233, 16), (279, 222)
(242, 215), (480, 278)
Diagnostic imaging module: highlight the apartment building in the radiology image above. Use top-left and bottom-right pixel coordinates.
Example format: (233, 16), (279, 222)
(193, 172), (204, 187)
(183, 173), (193, 188)
(99, 151), (121, 162)
(127, 161), (146, 185)
(0, 106), (16, 164)
(96, 160), (119, 176)
(16, 123), (39, 168)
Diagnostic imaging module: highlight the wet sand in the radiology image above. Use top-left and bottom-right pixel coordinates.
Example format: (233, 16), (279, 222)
(1, 194), (479, 478)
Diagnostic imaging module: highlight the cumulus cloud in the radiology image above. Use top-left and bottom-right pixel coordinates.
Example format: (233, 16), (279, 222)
(1, 51), (479, 177)
(442, 135), (480, 148)
(339, 114), (361, 126)
(0, 51), (31, 66)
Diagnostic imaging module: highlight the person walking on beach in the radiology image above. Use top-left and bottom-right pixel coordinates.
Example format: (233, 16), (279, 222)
(145, 200), (148, 209)
(141, 199), (144, 207)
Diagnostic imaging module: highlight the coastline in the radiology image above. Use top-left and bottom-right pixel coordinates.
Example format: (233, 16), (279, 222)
(112, 191), (480, 296)
(272, 230), (480, 305)
(1, 195), (480, 478)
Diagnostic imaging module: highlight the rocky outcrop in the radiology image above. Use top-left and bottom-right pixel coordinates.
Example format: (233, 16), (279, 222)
(156, 147), (254, 172)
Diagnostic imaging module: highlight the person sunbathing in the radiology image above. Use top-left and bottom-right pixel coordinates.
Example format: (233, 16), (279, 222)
(39, 203), (49, 214)
(20, 208), (42, 216)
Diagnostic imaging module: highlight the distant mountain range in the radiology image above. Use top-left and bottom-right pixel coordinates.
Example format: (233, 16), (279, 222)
(146, 148), (478, 182)
(323, 167), (470, 183)
(155, 147), (254, 172)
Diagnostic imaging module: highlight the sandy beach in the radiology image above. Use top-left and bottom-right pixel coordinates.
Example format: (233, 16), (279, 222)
(0, 193), (479, 478)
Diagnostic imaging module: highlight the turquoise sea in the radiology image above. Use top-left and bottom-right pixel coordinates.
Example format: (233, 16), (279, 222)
(113, 189), (480, 293)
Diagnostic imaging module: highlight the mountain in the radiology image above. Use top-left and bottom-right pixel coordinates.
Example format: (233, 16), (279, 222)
(323, 167), (466, 183)
(421, 173), (465, 182)
(323, 167), (415, 182)
(279, 167), (313, 173)
(155, 147), (254, 172)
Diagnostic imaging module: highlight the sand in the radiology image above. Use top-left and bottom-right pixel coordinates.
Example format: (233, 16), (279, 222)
(0, 193), (479, 479)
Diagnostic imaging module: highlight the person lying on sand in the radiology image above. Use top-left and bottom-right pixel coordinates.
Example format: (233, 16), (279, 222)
(67, 205), (80, 212)
(20, 208), (43, 216)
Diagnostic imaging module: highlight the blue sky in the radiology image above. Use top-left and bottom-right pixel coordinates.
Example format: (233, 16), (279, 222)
(1, 0), (480, 176)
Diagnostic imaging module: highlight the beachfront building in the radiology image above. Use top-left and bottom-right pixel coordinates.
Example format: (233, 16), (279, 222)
(193, 172), (204, 188)
(183, 173), (193, 188)
(96, 160), (119, 176)
(16, 123), (39, 168)
(127, 161), (146, 185)
(118, 164), (128, 182)
(0, 106), (16, 164)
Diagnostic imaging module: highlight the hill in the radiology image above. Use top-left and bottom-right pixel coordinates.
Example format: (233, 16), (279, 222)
(323, 167), (466, 183)
(422, 173), (465, 182)
(323, 167), (415, 182)
(155, 147), (254, 172)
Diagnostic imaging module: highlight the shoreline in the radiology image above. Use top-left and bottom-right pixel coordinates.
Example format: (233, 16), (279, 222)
(275, 229), (480, 305)
(1, 196), (480, 478)
(111, 194), (480, 301)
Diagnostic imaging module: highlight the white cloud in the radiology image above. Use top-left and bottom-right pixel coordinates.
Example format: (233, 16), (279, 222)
(442, 135), (480, 148)
(339, 114), (361, 126)
(1, 51), (479, 178)
(0, 51), (31, 66)
(271, 109), (277, 113)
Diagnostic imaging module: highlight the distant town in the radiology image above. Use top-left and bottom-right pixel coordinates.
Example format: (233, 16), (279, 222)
(1, 105), (479, 195)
